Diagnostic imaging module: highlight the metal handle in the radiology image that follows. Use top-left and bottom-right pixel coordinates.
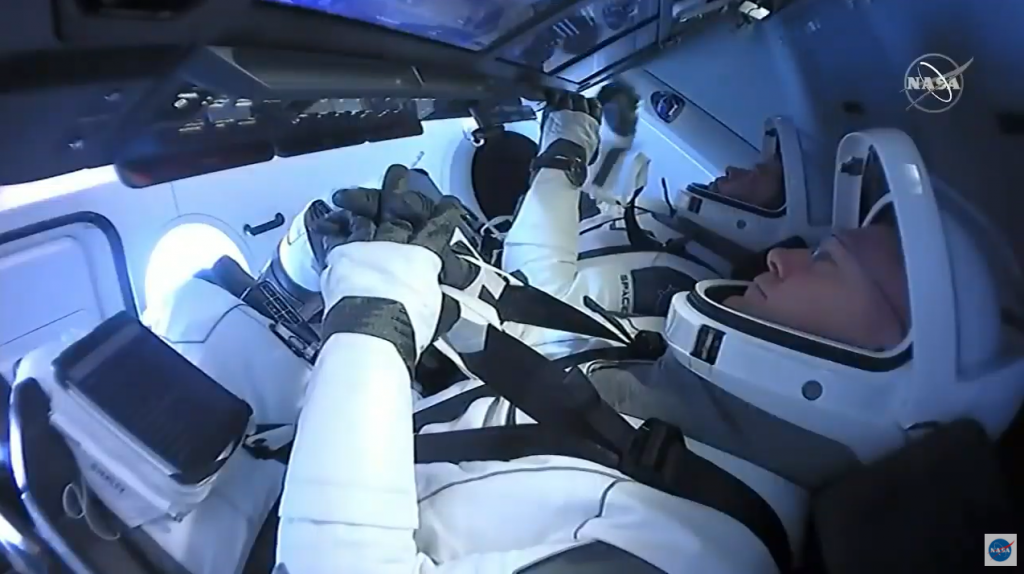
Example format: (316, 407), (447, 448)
(243, 213), (285, 237)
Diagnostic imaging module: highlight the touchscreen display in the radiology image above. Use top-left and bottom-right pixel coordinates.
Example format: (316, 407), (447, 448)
(265, 0), (558, 51)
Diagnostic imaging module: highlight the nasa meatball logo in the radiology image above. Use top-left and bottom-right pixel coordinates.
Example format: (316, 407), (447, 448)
(985, 534), (1017, 566)
(902, 53), (973, 113)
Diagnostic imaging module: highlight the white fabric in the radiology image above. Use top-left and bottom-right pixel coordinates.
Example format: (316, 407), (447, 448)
(277, 200), (324, 294)
(320, 241), (444, 357)
(539, 108), (601, 166)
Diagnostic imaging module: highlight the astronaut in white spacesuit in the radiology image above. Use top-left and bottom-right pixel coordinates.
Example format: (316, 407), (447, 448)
(12, 94), (1024, 574)
(269, 94), (1024, 574)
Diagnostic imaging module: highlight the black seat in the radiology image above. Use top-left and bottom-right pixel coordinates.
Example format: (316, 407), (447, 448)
(0, 373), (26, 523)
(0, 373), (54, 572)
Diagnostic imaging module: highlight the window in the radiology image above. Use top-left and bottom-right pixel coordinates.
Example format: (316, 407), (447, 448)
(144, 223), (249, 309)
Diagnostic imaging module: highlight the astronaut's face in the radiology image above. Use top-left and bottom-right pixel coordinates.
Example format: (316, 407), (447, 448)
(712, 157), (784, 209)
(724, 225), (909, 350)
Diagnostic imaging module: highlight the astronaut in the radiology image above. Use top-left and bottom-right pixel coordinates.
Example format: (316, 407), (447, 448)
(496, 92), (721, 363)
(569, 98), (832, 282)
(271, 96), (1024, 573)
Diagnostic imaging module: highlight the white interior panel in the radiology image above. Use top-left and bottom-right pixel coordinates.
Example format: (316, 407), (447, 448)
(0, 222), (128, 377)
(0, 178), (178, 311)
(169, 117), (472, 272)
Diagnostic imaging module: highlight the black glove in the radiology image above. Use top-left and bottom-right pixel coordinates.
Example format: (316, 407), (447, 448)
(321, 187), (478, 289)
(316, 187), (466, 373)
(319, 187), (457, 251)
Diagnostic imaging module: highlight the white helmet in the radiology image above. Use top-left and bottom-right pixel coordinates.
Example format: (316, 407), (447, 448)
(677, 116), (833, 252)
(661, 128), (1024, 487)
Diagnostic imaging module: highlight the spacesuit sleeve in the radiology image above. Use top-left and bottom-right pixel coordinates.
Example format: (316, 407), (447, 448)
(502, 168), (581, 298)
(276, 334), (441, 574)
(275, 243), (444, 574)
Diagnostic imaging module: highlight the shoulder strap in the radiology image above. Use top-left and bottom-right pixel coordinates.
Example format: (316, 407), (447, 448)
(493, 284), (628, 343)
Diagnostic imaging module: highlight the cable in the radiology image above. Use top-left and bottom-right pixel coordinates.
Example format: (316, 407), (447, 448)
(480, 214), (514, 242)
(661, 177), (678, 217)
(62, 477), (121, 541)
(579, 207), (658, 236)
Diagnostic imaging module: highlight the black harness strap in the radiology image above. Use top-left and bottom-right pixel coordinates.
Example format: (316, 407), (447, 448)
(416, 425), (616, 465)
(420, 326), (794, 573)
(494, 284), (628, 343)
(413, 384), (497, 432)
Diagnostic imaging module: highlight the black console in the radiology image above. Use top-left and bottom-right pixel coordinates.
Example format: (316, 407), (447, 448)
(0, 0), (775, 187)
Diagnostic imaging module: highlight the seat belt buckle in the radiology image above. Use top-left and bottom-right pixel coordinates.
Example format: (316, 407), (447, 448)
(621, 418), (685, 479)
(244, 424), (296, 461)
(626, 330), (667, 360)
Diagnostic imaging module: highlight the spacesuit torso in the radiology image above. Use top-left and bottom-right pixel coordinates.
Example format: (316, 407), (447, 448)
(501, 130), (726, 360)
(276, 224), (805, 574)
(397, 379), (803, 574)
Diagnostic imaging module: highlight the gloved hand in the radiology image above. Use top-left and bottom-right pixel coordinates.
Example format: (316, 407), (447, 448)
(534, 91), (603, 187)
(315, 187), (464, 374)
(322, 187), (479, 290)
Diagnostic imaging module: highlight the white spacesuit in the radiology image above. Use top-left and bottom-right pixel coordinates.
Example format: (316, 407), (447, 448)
(275, 97), (1024, 574)
(512, 109), (831, 350)
(11, 95), (1024, 574)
